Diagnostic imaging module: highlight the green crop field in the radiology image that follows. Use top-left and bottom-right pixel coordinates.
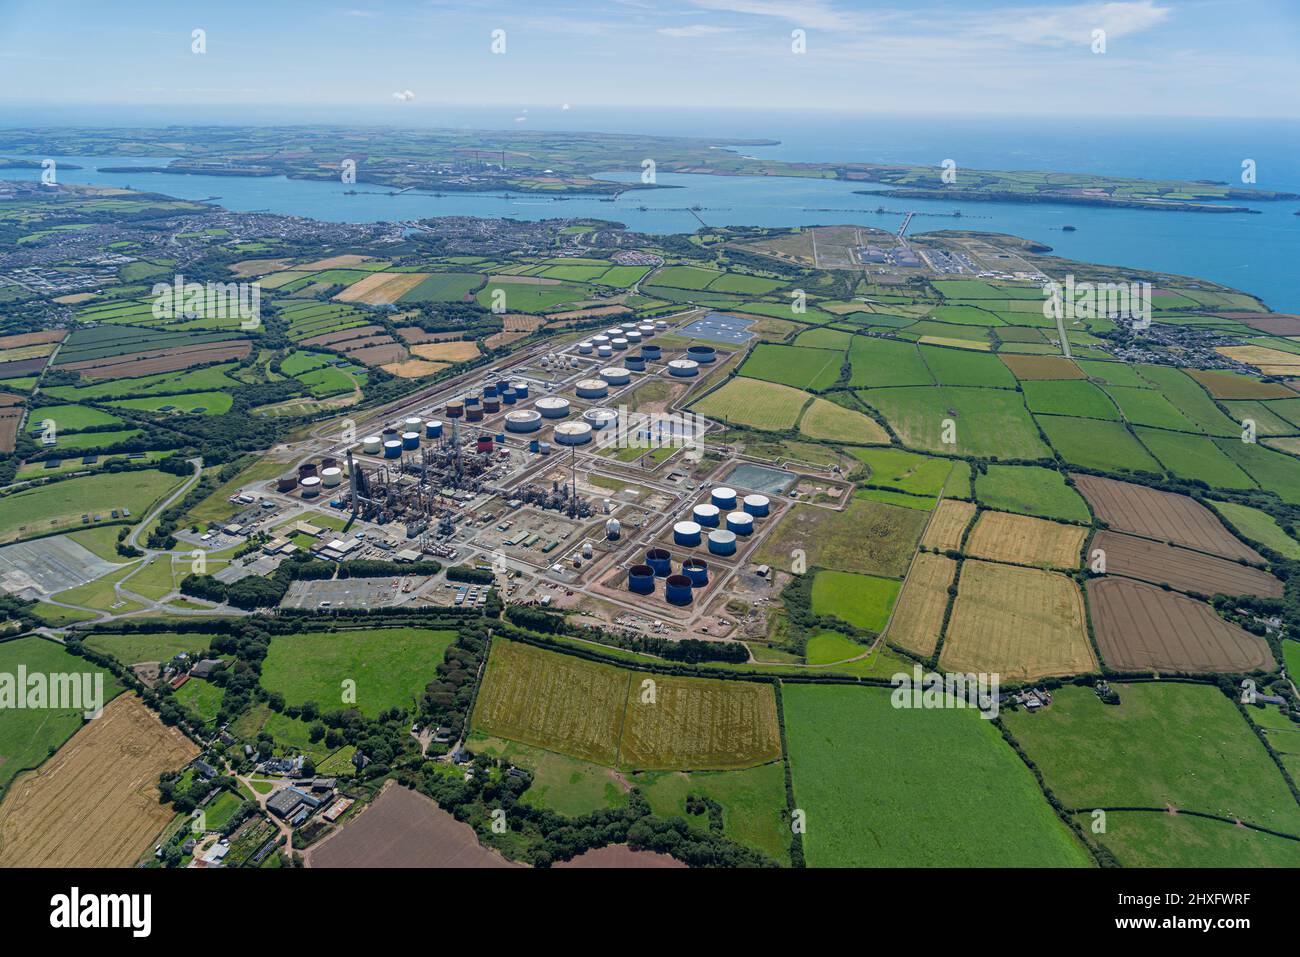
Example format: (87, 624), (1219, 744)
(863, 386), (1048, 459)
(1004, 683), (1300, 837)
(848, 337), (934, 387)
(83, 630), (213, 665)
(475, 280), (590, 312)
(398, 272), (484, 302)
(740, 344), (843, 390)
(849, 447), (963, 497)
(692, 376), (809, 431)
(260, 628), (457, 718)
(1036, 416), (1160, 474)
(1135, 428), (1257, 489)
(651, 265), (724, 290)
(1103, 386), (1197, 431)
(810, 570), (901, 632)
(1137, 365), (1240, 436)
(0, 469), (183, 544)
(106, 391), (233, 415)
(919, 345), (1017, 387)
(783, 684), (1092, 867)
(798, 397), (887, 443)
(753, 498), (928, 578)
(0, 637), (122, 795)
(1209, 500), (1300, 558)
(1214, 439), (1300, 504)
(975, 465), (1091, 523)
(473, 638), (782, 771)
(1075, 810), (1300, 867)
(1021, 380), (1118, 420)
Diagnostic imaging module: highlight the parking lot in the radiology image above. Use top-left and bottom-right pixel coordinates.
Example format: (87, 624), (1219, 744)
(280, 576), (431, 610)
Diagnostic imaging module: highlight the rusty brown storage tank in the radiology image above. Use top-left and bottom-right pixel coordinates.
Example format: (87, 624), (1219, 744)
(276, 475), (298, 492)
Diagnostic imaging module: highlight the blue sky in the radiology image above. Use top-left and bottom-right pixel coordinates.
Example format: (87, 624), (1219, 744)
(1, 0), (1297, 120)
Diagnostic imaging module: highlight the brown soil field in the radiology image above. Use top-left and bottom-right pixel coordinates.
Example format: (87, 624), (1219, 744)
(0, 408), (20, 453)
(966, 511), (1086, 569)
(1088, 577), (1275, 673)
(53, 293), (97, 305)
(1000, 355), (1084, 380)
(335, 332), (398, 353)
(344, 343), (408, 367)
(940, 560), (1096, 681)
(1228, 313), (1300, 336)
(0, 694), (197, 867)
(485, 331), (529, 350)
(503, 313), (546, 332)
(381, 359), (449, 378)
(486, 273), (561, 285)
(334, 271), (430, 305)
(306, 783), (517, 868)
(74, 342), (252, 380)
(921, 499), (976, 551)
(1072, 473), (1261, 562)
(1186, 369), (1295, 400)
(555, 845), (686, 868)
(1092, 531), (1282, 599)
(228, 257), (292, 278)
(0, 392), (23, 407)
(301, 324), (385, 347)
(300, 254), (380, 270)
(0, 357), (48, 378)
(0, 329), (65, 350)
(885, 551), (956, 657)
(412, 341), (481, 363)
(394, 326), (467, 343)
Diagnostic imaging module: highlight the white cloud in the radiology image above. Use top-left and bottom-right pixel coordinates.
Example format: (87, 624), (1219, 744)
(391, 89), (415, 101)
(971, 1), (1171, 47)
(688, 0), (856, 32)
(658, 24), (733, 37)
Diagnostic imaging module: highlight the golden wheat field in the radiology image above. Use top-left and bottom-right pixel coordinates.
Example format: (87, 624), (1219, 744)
(885, 552), (957, 657)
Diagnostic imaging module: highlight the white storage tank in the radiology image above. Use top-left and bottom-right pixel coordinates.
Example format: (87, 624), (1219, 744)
(554, 421), (594, 446)
(726, 511), (754, 535)
(606, 518), (622, 540)
(591, 334), (610, 348)
(362, 435), (382, 455)
(597, 344), (614, 359)
(673, 520), (703, 547)
(610, 337), (629, 351)
(668, 359), (699, 377)
(321, 467), (343, 488)
(536, 396), (571, 419)
(300, 476), (322, 498)
(743, 494), (771, 517)
(505, 409), (543, 433)
(583, 407), (619, 430)
(576, 378), (610, 399)
(600, 366), (631, 386)
(403, 416), (424, 433)
(578, 341), (594, 355)
(692, 503), (721, 527)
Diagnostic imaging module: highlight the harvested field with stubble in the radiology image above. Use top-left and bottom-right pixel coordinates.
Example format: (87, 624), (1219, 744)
(965, 511), (1086, 569)
(1092, 530), (1282, 599)
(473, 638), (629, 766)
(619, 675), (781, 771)
(1088, 578), (1274, 674)
(1072, 473), (1262, 562)
(334, 271), (430, 305)
(412, 341), (481, 363)
(886, 552), (956, 657)
(306, 783), (517, 868)
(922, 499), (976, 551)
(69, 341), (252, 380)
(941, 561), (1096, 681)
(1000, 354), (1084, 380)
(0, 694), (197, 867)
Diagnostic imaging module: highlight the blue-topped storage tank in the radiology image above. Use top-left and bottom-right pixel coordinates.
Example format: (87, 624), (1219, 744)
(627, 564), (655, 594)
(645, 548), (672, 577)
(707, 529), (737, 555)
(665, 574), (694, 605)
(683, 558), (708, 587)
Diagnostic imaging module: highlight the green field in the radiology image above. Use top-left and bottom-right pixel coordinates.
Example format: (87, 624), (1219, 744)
(810, 570), (901, 632)
(740, 344), (843, 390)
(849, 446), (962, 497)
(82, 630), (213, 665)
(1213, 439), (1300, 504)
(863, 386), (1049, 458)
(919, 345), (1017, 387)
(692, 376), (809, 431)
(753, 498), (928, 578)
(260, 628), (457, 718)
(0, 469), (182, 544)
(1135, 428), (1257, 489)
(398, 272), (484, 302)
(975, 465), (1092, 523)
(1036, 416), (1160, 473)
(475, 280), (589, 312)
(1021, 380), (1118, 420)
(848, 337), (934, 387)
(175, 678), (224, 724)
(1207, 502), (1300, 561)
(1004, 683), (1300, 836)
(0, 637), (123, 794)
(26, 404), (124, 432)
(783, 684), (1092, 866)
(1076, 810), (1300, 867)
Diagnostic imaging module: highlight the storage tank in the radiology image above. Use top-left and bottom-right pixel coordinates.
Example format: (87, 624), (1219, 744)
(476, 436), (495, 454)
(362, 435), (382, 455)
(582, 542), (593, 560)
(536, 396), (570, 419)
(673, 520), (702, 547)
(425, 420), (444, 439)
(383, 440), (403, 459)
(711, 486), (738, 510)
(505, 409), (543, 433)
(743, 494), (771, 517)
(554, 421), (594, 446)
(642, 344), (662, 360)
(576, 378), (610, 399)
(606, 327), (625, 338)
(624, 354), (646, 372)
(606, 518), (622, 540)
(403, 416), (424, 433)
(321, 456), (339, 470)
(726, 511), (754, 535)
(687, 344), (717, 364)
(638, 323), (656, 336)
(591, 335), (610, 348)
(683, 558), (709, 587)
(483, 397), (501, 413)
(483, 383), (498, 398)
(466, 406), (484, 423)
(625, 330), (642, 345)
(627, 563), (655, 594)
(707, 529), (737, 556)
(578, 341), (594, 355)
(600, 367), (631, 386)
(583, 407), (618, 430)
(645, 548), (672, 577)
(692, 503), (721, 527)
(321, 467), (343, 488)
(611, 337), (629, 351)
(539, 441), (551, 455)
(597, 344), (614, 359)
(300, 476), (322, 498)
(276, 475), (298, 492)
(655, 320), (668, 330)
(402, 431), (420, 450)
(298, 463), (318, 479)
(668, 358), (699, 377)
(445, 399), (464, 419)
(500, 388), (517, 405)
(665, 574), (694, 606)
(511, 380), (529, 399)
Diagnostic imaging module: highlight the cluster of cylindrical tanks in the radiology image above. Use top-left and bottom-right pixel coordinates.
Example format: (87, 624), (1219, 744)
(628, 547), (710, 604)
